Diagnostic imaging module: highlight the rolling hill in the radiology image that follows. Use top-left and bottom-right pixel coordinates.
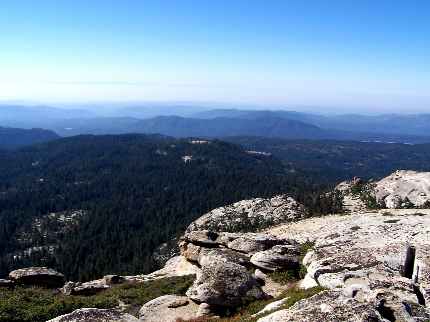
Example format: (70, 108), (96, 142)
(0, 134), (312, 281)
(0, 127), (60, 149)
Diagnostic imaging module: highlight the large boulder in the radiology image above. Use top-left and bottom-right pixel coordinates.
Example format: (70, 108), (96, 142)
(227, 233), (290, 254)
(8, 267), (65, 288)
(0, 279), (14, 288)
(138, 295), (200, 322)
(183, 230), (220, 246)
(46, 308), (139, 322)
(68, 280), (110, 296)
(186, 195), (306, 233)
(197, 247), (251, 268)
(374, 170), (430, 208)
(179, 241), (203, 262)
(123, 256), (201, 283)
(186, 259), (266, 307)
(250, 244), (301, 272)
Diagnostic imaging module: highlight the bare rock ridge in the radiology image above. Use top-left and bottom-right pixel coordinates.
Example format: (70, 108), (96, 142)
(8, 267), (65, 288)
(375, 170), (430, 208)
(4, 171), (430, 321)
(337, 170), (430, 210)
(264, 208), (430, 321)
(186, 195), (307, 233)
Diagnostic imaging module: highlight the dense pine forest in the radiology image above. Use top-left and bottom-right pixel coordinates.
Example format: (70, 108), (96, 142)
(0, 134), (341, 281)
(2, 134), (430, 281)
(228, 137), (430, 183)
(0, 127), (59, 150)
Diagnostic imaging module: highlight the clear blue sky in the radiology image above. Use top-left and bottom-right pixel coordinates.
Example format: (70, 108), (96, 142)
(1, 0), (429, 112)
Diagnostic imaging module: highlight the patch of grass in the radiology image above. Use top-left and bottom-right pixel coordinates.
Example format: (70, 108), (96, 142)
(299, 241), (315, 262)
(278, 286), (326, 310)
(268, 269), (298, 285)
(0, 275), (195, 322)
(267, 240), (315, 286)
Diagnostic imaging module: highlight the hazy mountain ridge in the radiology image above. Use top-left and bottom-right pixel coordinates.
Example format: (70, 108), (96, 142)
(2, 105), (430, 143)
(0, 126), (60, 149)
(193, 108), (430, 137)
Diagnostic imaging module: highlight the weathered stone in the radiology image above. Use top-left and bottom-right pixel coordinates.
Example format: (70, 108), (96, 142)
(8, 267), (65, 288)
(214, 232), (243, 246)
(61, 279), (111, 296)
(196, 302), (219, 318)
(123, 255), (201, 283)
(198, 247), (251, 268)
(183, 230), (219, 246)
(104, 275), (125, 285)
(46, 308), (139, 322)
(257, 290), (385, 322)
(0, 279), (14, 288)
(251, 297), (290, 318)
(138, 295), (199, 322)
(385, 194), (403, 209)
(69, 279), (110, 295)
(227, 233), (290, 254)
(179, 241), (202, 262)
(254, 268), (268, 283)
(374, 170), (430, 208)
(259, 288), (430, 321)
(253, 268), (292, 298)
(186, 259), (266, 307)
(186, 195), (306, 233)
(266, 208), (430, 320)
(250, 245), (300, 272)
(61, 281), (76, 295)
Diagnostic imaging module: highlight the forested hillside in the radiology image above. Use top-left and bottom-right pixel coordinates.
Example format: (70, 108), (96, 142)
(0, 127), (59, 149)
(228, 137), (430, 183)
(0, 134), (335, 281)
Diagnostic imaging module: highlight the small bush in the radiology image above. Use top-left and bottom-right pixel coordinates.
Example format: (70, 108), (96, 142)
(299, 241), (315, 261)
(268, 269), (298, 285)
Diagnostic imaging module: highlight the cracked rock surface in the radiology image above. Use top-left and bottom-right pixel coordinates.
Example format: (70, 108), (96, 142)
(375, 170), (430, 208)
(262, 208), (430, 321)
(186, 195), (306, 233)
(46, 308), (139, 322)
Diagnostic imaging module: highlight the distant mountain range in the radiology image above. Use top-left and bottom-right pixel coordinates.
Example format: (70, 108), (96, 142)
(193, 109), (430, 137)
(0, 105), (96, 128)
(1, 104), (430, 143)
(50, 115), (430, 144)
(0, 127), (60, 149)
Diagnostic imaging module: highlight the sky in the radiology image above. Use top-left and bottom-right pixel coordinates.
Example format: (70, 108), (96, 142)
(1, 0), (429, 113)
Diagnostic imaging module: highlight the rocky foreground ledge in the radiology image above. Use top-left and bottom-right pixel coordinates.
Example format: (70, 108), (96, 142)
(2, 171), (430, 321)
(260, 208), (430, 321)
